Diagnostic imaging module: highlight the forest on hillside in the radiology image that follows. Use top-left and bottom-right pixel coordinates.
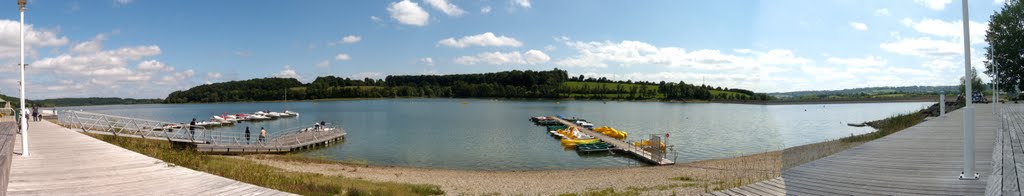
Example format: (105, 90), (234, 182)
(164, 69), (772, 103)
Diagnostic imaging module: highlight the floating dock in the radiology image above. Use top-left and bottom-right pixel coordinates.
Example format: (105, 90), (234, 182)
(57, 110), (345, 154)
(549, 117), (675, 165)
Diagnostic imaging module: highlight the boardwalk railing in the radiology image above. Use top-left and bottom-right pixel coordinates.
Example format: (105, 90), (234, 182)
(0, 122), (15, 195)
(58, 110), (209, 143)
(56, 110), (346, 154)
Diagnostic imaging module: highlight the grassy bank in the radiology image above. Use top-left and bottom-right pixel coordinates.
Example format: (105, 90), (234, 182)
(86, 134), (443, 196)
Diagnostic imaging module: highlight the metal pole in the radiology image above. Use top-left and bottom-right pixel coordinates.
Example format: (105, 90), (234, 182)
(940, 92), (946, 116)
(959, 0), (978, 180)
(993, 47), (998, 112)
(19, 0), (29, 157)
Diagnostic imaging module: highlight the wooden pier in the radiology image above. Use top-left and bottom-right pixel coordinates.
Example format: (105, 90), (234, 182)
(7, 118), (292, 195)
(57, 110), (346, 154)
(550, 117), (675, 165)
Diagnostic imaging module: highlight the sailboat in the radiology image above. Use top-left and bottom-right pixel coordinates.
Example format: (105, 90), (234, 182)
(280, 88), (299, 117)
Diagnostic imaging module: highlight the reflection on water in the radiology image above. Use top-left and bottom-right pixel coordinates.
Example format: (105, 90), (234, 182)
(64, 99), (932, 170)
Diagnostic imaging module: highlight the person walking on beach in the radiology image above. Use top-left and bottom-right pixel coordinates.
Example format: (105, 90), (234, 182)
(189, 118), (197, 139)
(245, 127), (251, 144)
(259, 127), (267, 145)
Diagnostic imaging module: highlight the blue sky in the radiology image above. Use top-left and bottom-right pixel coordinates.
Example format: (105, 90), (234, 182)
(0, 0), (1010, 98)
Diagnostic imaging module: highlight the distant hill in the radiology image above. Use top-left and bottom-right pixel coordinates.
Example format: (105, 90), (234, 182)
(0, 94), (160, 107)
(769, 86), (959, 99)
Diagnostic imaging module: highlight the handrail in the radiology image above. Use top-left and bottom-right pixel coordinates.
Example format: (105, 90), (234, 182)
(58, 110), (345, 149)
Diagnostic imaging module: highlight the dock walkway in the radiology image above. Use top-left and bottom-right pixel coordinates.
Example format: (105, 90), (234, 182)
(708, 104), (998, 195)
(58, 110), (345, 154)
(7, 118), (293, 195)
(550, 117), (674, 165)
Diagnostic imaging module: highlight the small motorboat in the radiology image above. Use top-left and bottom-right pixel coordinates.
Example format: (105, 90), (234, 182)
(283, 110), (299, 117)
(248, 114), (271, 120)
(195, 121), (222, 127)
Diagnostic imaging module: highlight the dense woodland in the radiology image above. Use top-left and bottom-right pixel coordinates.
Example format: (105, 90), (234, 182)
(164, 69), (773, 103)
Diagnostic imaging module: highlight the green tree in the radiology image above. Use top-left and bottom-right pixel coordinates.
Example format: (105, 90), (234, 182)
(961, 67), (986, 94)
(984, 0), (1024, 92)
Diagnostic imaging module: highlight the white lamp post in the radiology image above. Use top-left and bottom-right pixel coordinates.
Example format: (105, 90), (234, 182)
(18, 0), (28, 157)
(959, 0), (977, 180)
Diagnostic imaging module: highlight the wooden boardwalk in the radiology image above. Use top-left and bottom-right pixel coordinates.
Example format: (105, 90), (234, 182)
(709, 104), (998, 195)
(7, 119), (294, 195)
(0, 122), (14, 194)
(550, 117), (674, 165)
(988, 105), (1024, 195)
(196, 129), (345, 154)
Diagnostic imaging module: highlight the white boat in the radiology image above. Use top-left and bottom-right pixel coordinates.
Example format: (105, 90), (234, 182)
(195, 121), (222, 127)
(267, 112), (285, 117)
(284, 110), (299, 117)
(248, 114), (271, 120)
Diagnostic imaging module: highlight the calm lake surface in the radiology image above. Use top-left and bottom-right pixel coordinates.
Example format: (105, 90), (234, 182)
(64, 99), (933, 170)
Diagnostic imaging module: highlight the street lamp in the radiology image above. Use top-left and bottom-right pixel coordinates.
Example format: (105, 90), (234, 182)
(959, 0), (978, 180)
(18, 0), (29, 157)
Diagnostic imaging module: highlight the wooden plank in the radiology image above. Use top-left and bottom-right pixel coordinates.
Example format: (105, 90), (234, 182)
(7, 119), (294, 195)
(705, 104), (1000, 195)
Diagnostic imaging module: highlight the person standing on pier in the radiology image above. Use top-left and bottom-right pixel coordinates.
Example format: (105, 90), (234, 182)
(259, 127), (267, 145)
(189, 118), (197, 139)
(245, 127), (251, 144)
(31, 105), (38, 121)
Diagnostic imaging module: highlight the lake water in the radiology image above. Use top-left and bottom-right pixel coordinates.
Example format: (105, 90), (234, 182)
(62, 99), (933, 170)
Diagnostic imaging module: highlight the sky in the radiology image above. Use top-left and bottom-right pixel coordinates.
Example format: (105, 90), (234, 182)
(0, 0), (1012, 99)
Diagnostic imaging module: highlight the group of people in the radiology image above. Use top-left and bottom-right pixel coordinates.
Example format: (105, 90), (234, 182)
(16, 105), (42, 130)
(244, 126), (267, 145)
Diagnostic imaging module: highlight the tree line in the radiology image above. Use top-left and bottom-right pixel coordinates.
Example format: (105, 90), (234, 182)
(164, 69), (771, 103)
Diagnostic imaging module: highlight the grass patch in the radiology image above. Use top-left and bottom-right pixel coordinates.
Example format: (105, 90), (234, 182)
(843, 111), (926, 143)
(670, 176), (697, 182)
(87, 134), (443, 196)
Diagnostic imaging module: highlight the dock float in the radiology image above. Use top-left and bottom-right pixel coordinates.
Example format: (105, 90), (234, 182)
(549, 117), (675, 165)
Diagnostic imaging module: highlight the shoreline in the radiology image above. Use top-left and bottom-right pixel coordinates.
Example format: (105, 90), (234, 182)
(713, 96), (938, 105)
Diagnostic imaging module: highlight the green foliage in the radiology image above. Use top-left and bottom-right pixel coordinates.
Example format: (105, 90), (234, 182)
(841, 111), (925, 143)
(985, 0), (1024, 92)
(165, 69), (770, 102)
(88, 134), (444, 195)
(770, 86), (958, 99)
(960, 67), (986, 94)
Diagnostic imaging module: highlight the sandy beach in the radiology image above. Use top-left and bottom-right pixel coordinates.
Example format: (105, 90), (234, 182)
(236, 151), (782, 195)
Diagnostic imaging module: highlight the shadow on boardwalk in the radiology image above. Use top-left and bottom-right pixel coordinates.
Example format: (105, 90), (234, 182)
(709, 104), (999, 195)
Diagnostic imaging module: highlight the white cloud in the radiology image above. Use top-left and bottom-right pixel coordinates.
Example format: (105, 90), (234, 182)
(514, 0), (531, 8)
(921, 57), (957, 72)
(914, 0), (952, 10)
(825, 56), (887, 68)
(114, 0), (133, 6)
(370, 16), (382, 22)
(454, 50), (550, 65)
(555, 39), (809, 69)
(137, 60), (174, 72)
(874, 8), (890, 16)
(275, 65), (300, 79)
(544, 45), (556, 51)
(880, 36), (961, 57)
(341, 35), (362, 44)
(481, 6), (492, 13)
(207, 72), (223, 79)
(996, 0), (1006, 4)
(438, 32), (523, 48)
(234, 51), (252, 57)
(420, 57), (434, 66)
(424, 0), (466, 17)
(388, 0), (430, 26)
(849, 22), (868, 31)
(352, 72), (385, 79)
(0, 20), (69, 59)
(335, 53), (351, 61)
(71, 34), (107, 53)
(900, 18), (987, 44)
(315, 60), (330, 68)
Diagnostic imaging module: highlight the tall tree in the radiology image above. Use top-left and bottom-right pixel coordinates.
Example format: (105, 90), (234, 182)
(984, 0), (1024, 92)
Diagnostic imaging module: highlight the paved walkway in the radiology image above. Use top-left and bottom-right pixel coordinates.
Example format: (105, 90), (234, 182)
(7, 119), (293, 195)
(710, 104), (998, 195)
